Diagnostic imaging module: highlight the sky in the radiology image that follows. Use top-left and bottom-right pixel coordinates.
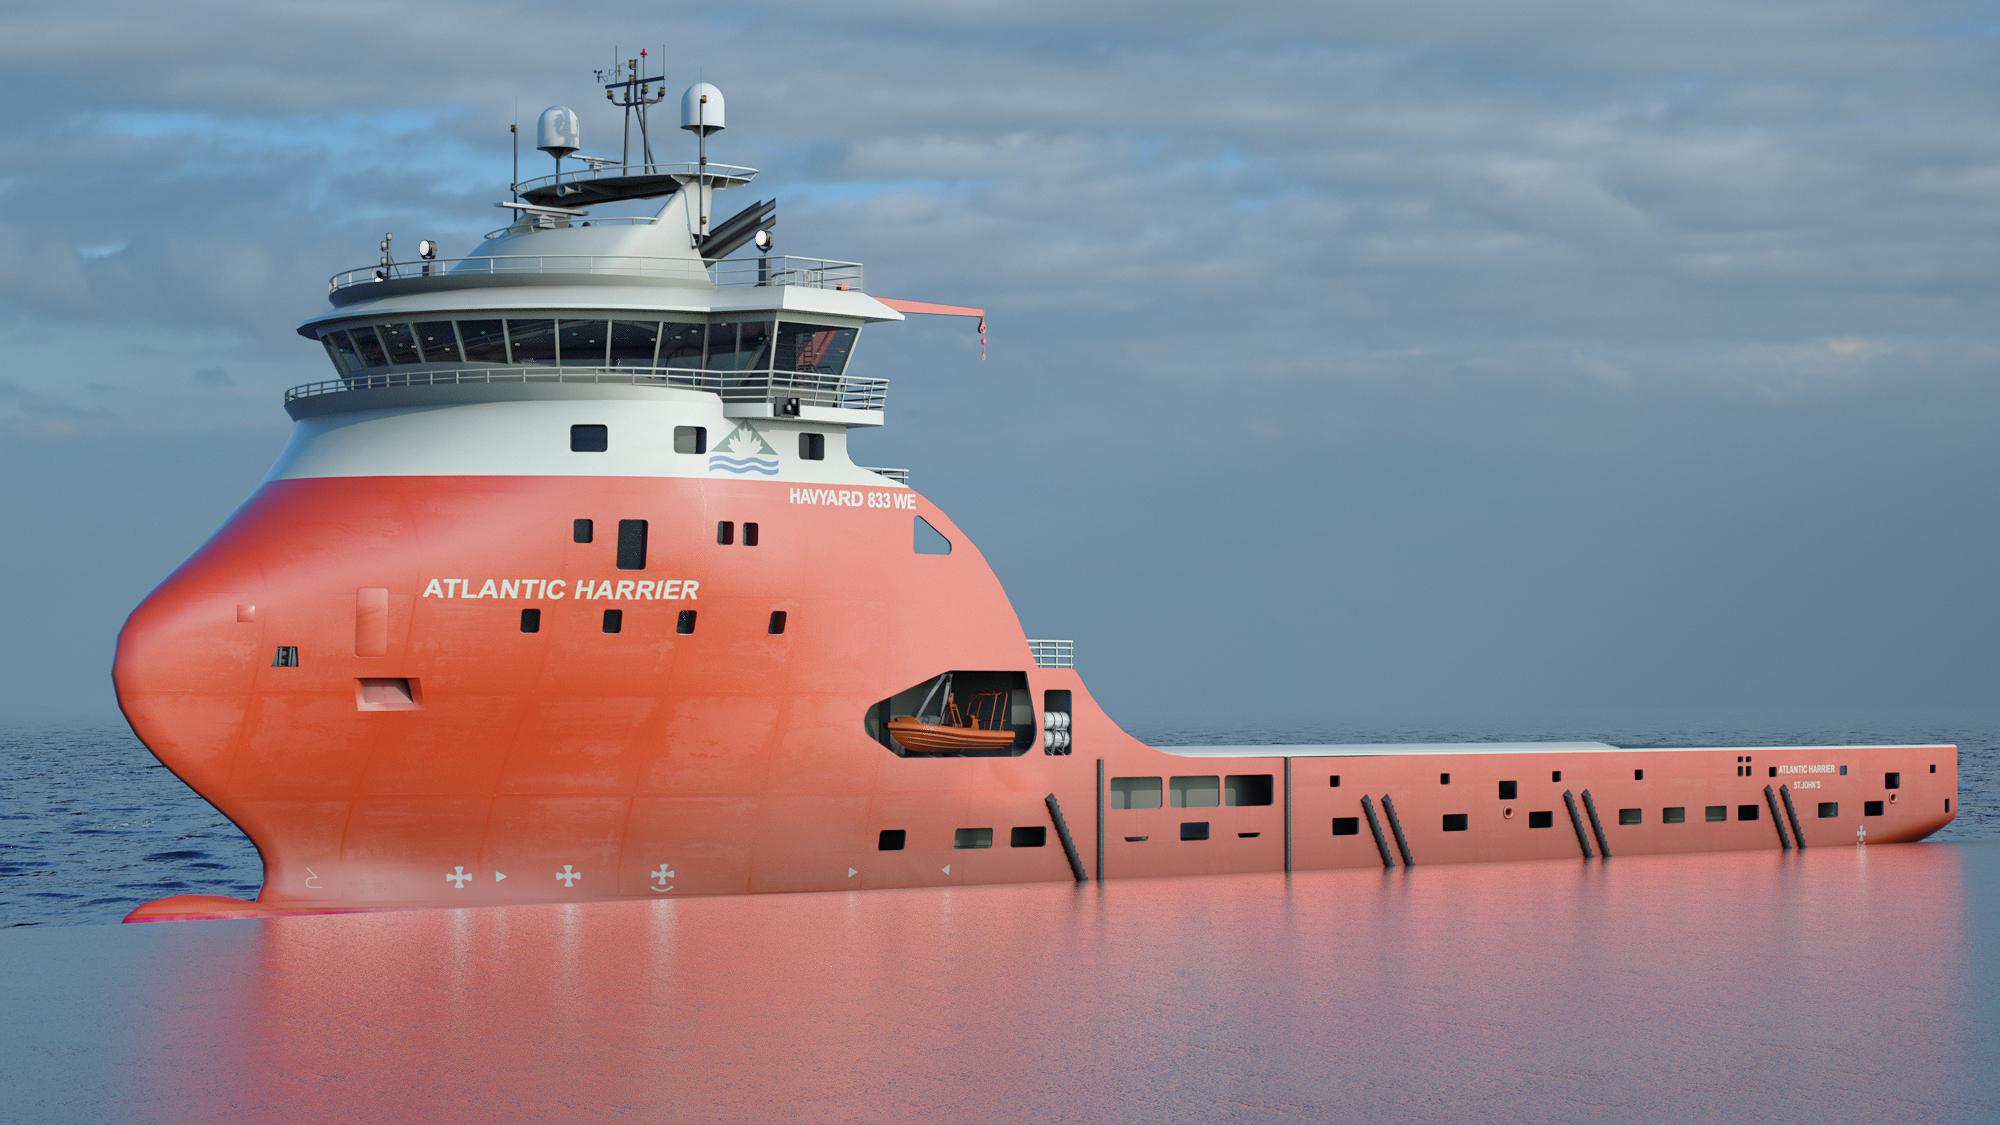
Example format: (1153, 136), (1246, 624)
(4, 0), (2000, 736)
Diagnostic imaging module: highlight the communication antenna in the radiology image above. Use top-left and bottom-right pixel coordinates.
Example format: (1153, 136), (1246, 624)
(681, 82), (726, 234)
(596, 46), (667, 171)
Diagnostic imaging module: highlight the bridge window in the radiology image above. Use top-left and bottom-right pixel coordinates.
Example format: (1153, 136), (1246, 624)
(775, 323), (858, 375)
(377, 322), (420, 365)
(351, 325), (389, 368)
(660, 322), (706, 368)
(506, 319), (557, 365)
(559, 320), (608, 366)
(708, 320), (773, 371)
(328, 329), (362, 371)
(415, 321), (461, 362)
(461, 319), (507, 363)
(607, 321), (660, 367)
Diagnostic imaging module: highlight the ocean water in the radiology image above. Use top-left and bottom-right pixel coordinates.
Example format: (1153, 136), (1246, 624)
(3, 719), (1999, 1122)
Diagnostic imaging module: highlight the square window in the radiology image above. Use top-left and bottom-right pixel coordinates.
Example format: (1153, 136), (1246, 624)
(676, 610), (696, 635)
(1180, 822), (1210, 841)
(878, 829), (906, 851)
(570, 424), (608, 452)
(1528, 811), (1553, 828)
(768, 611), (787, 634)
(1618, 808), (1641, 826)
(953, 828), (993, 849)
(1663, 807), (1685, 824)
(1110, 777), (1162, 810)
(1864, 801), (1884, 816)
(1329, 775), (1341, 787)
(573, 518), (593, 543)
(1738, 804), (1760, 821)
(673, 426), (707, 454)
(1498, 781), (1518, 800)
(1440, 772), (1451, 785)
(519, 608), (541, 633)
(799, 432), (825, 460)
(1818, 802), (1839, 818)
(602, 609), (622, 634)
(1441, 814), (1468, 832)
(1169, 776), (1220, 809)
(1885, 772), (1901, 790)
(1009, 826), (1046, 848)
(1706, 805), (1727, 822)
(1331, 817), (1360, 836)
(1551, 770), (1562, 783)
(1769, 766), (1777, 778)
(1224, 774), (1274, 806)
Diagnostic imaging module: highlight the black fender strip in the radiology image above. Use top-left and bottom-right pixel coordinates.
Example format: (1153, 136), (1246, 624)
(1361, 795), (1395, 867)
(1563, 790), (1594, 858)
(1381, 795), (1415, 866)
(1764, 785), (1791, 849)
(1581, 789), (1612, 858)
(1045, 793), (1086, 882)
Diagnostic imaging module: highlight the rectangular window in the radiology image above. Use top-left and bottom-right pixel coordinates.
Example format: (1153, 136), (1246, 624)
(1498, 781), (1517, 800)
(1706, 805), (1727, 822)
(1110, 776), (1162, 810)
(709, 320), (773, 371)
(506, 318), (557, 365)
(1738, 804), (1760, 821)
(674, 426), (707, 454)
(571, 425), (608, 452)
(774, 323), (859, 375)
(676, 610), (696, 634)
(878, 829), (906, 851)
(1663, 807), (1686, 824)
(953, 828), (993, 849)
(376, 323), (420, 365)
(608, 321), (661, 367)
(1442, 814), (1469, 832)
(1884, 772), (1900, 790)
(271, 646), (299, 667)
(1634, 769), (1644, 781)
(1769, 766), (1777, 777)
(1864, 801), (1884, 816)
(1010, 826), (1046, 848)
(1551, 770), (1562, 783)
(1528, 810), (1553, 828)
(558, 319), (609, 366)
(768, 611), (787, 634)
(414, 320), (462, 363)
(602, 609), (623, 634)
(460, 319), (507, 364)
(520, 608), (541, 633)
(573, 519), (593, 543)
(744, 522), (759, 546)
(1617, 808), (1641, 825)
(1224, 774), (1274, 806)
(1329, 775), (1341, 787)
(616, 519), (648, 570)
(1818, 802), (1839, 818)
(659, 322), (705, 368)
(1331, 817), (1360, 836)
(717, 521), (734, 545)
(799, 432), (825, 460)
(350, 325), (389, 368)
(1169, 775), (1220, 809)
(1440, 773), (1451, 785)
(328, 329), (362, 372)
(1839, 765), (1847, 776)
(1180, 822), (1210, 841)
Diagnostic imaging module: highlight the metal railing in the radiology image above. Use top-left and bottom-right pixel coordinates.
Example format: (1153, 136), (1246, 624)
(862, 467), (910, 485)
(329, 254), (864, 294)
(1027, 640), (1075, 669)
(285, 366), (888, 412)
(482, 215), (657, 239)
(514, 161), (758, 199)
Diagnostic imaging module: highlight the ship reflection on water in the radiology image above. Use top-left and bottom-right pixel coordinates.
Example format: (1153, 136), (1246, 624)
(14, 843), (1995, 1121)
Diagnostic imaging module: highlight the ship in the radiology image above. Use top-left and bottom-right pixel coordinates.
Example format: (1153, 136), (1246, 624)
(113, 65), (1959, 922)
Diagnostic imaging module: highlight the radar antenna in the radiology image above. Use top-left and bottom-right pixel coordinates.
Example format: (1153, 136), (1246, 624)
(596, 46), (668, 171)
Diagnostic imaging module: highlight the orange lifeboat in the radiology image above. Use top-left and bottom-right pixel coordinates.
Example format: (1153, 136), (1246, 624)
(887, 687), (1018, 753)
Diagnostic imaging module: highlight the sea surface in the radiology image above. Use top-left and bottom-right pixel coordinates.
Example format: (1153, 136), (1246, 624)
(3, 718), (1999, 1122)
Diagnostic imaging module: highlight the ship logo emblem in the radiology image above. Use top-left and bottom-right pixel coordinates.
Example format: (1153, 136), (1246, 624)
(708, 422), (780, 476)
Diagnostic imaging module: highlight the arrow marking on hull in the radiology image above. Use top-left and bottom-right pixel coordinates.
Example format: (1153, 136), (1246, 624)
(942, 865), (950, 875)
(495, 871), (507, 881)
(848, 868), (857, 878)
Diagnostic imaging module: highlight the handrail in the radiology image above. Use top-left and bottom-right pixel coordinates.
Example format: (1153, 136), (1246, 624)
(328, 254), (864, 294)
(514, 161), (757, 197)
(285, 365), (888, 412)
